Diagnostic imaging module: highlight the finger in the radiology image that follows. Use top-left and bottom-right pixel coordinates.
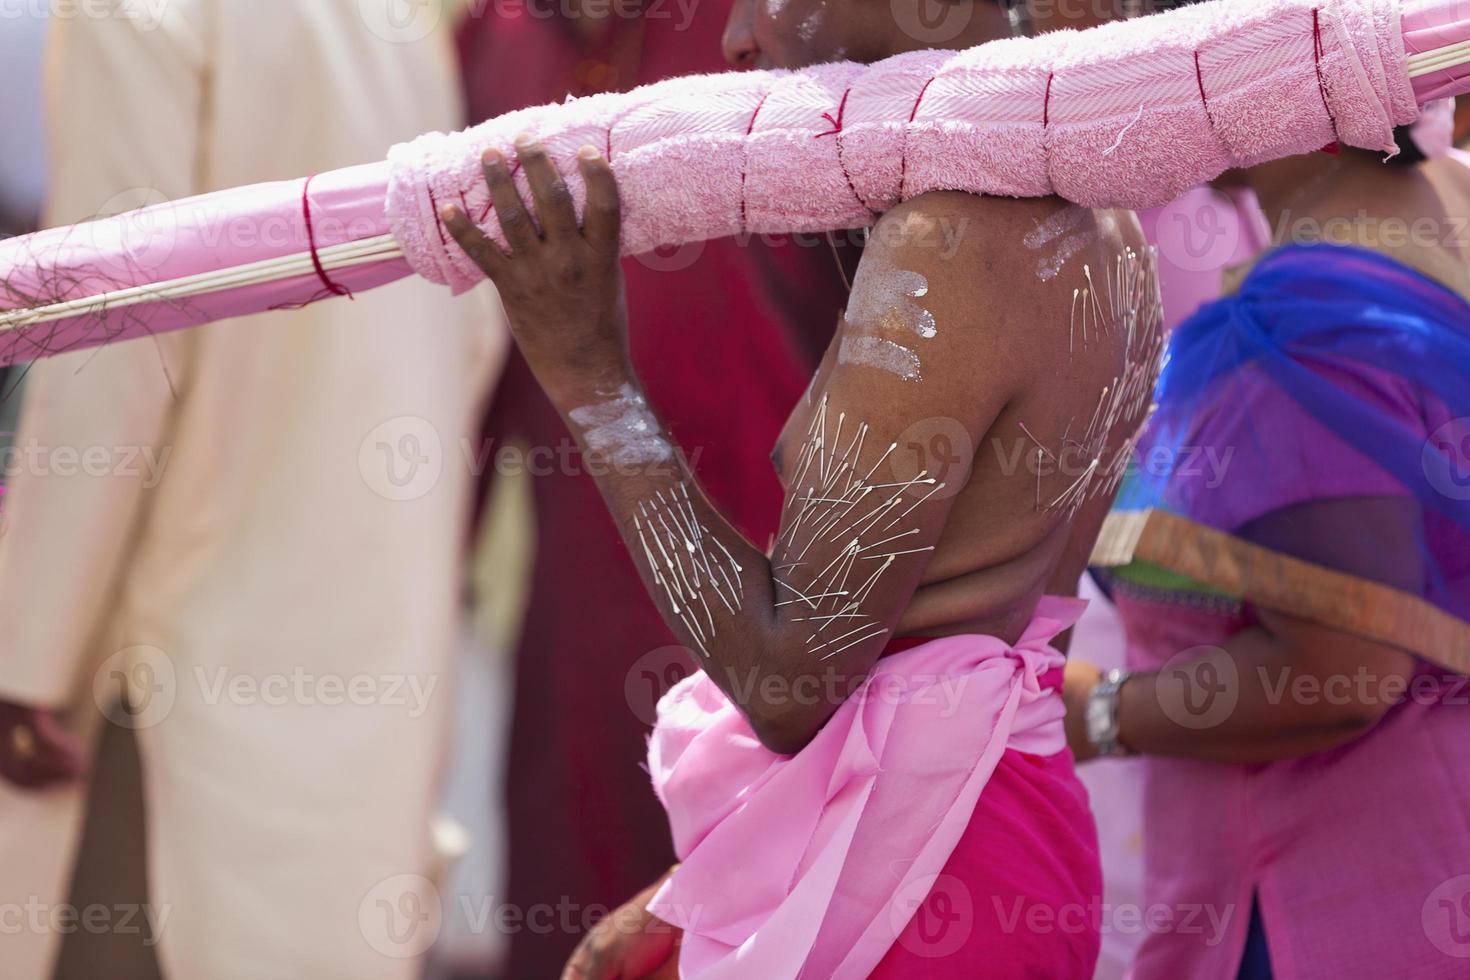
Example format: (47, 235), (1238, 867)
(441, 204), (508, 278)
(482, 147), (539, 252)
(577, 146), (621, 249)
(560, 934), (607, 980)
(515, 135), (578, 240)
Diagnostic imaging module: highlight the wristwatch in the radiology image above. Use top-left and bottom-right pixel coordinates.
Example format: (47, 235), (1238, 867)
(1085, 668), (1134, 758)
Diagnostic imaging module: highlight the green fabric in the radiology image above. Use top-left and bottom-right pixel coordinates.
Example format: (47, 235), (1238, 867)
(1111, 560), (1239, 600)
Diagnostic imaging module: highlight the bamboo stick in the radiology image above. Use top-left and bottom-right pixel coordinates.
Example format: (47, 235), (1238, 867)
(0, 233), (404, 332)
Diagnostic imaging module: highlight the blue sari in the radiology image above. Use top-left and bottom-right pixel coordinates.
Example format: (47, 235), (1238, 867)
(1108, 242), (1470, 980)
(1116, 242), (1470, 621)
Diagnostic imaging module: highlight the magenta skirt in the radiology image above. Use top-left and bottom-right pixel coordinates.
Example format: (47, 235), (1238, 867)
(869, 746), (1101, 979)
(647, 598), (1101, 979)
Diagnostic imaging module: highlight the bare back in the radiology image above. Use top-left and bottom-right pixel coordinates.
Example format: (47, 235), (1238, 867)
(773, 193), (1160, 646)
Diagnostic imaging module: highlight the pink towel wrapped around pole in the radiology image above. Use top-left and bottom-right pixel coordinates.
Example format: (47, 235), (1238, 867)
(6, 0), (1466, 365)
(389, 0), (1420, 294)
(644, 598), (1089, 980)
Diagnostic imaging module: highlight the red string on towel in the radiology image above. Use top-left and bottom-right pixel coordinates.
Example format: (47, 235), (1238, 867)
(816, 89), (850, 138)
(301, 174), (354, 300)
(898, 75), (937, 199)
(739, 91), (772, 233)
(1194, 51), (1215, 130)
(1312, 9), (1342, 154)
(816, 88), (874, 216)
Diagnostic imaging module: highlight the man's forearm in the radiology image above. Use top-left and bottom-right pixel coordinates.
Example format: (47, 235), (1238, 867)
(547, 368), (856, 750)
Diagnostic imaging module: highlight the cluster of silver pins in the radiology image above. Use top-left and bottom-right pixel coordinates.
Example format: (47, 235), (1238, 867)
(1033, 246), (1165, 519)
(633, 483), (745, 658)
(772, 395), (943, 660)
(1069, 245), (1161, 356)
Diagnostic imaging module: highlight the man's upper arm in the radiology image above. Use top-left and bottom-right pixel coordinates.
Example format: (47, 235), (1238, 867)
(763, 194), (1052, 667)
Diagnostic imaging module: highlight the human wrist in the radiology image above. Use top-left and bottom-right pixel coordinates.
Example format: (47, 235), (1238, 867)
(1085, 667), (1136, 758)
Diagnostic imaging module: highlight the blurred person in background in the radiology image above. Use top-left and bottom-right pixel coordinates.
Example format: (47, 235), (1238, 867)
(0, 6), (47, 237)
(0, 2), (499, 977)
(1065, 77), (1470, 980)
(458, 2), (848, 975)
(0, 4), (49, 472)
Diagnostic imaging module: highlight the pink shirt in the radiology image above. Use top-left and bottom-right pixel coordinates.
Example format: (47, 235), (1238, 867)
(1118, 361), (1470, 978)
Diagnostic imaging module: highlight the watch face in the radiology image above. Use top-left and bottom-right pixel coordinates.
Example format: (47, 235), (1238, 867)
(1086, 695), (1113, 745)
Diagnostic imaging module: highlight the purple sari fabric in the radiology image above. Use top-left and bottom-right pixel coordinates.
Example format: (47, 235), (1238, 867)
(1113, 244), (1470, 978)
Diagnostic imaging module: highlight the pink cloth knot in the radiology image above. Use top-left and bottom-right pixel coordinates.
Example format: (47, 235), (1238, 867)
(644, 596), (1087, 979)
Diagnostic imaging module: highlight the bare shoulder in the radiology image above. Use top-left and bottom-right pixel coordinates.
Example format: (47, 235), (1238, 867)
(858, 192), (1144, 385)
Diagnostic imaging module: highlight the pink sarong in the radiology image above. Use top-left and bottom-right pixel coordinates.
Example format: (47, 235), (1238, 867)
(646, 598), (1099, 979)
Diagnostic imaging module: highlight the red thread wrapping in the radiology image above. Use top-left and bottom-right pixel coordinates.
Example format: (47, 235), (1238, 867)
(301, 175), (354, 299)
(1194, 51), (1214, 128)
(1312, 9), (1341, 153)
(1041, 72), (1056, 191)
(816, 89), (850, 138)
(898, 75), (937, 199)
(739, 91), (772, 233)
(426, 185), (451, 251)
(818, 89), (875, 216)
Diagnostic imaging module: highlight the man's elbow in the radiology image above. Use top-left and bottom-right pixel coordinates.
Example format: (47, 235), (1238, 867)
(750, 725), (811, 756)
(743, 696), (828, 756)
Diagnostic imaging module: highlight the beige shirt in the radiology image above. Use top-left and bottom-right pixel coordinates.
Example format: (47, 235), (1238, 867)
(0, 3), (500, 976)
(1, 0), (498, 705)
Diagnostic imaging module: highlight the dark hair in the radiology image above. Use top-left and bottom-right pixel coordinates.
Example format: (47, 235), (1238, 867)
(1390, 125), (1429, 166)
